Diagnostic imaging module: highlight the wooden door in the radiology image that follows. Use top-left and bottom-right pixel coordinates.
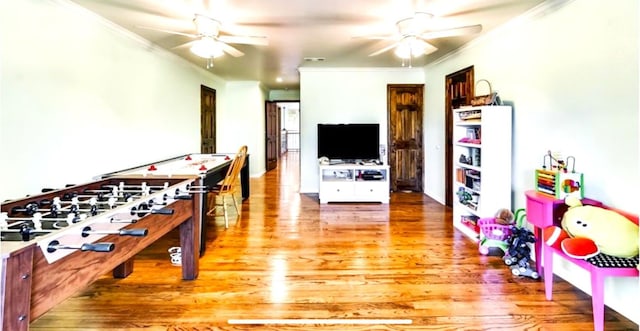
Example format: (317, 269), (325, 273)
(200, 85), (216, 154)
(445, 66), (474, 207)
(265, 101), (279, 171)
(388, 84), (424, 192)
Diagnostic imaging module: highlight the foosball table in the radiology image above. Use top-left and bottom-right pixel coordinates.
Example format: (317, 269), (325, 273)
(0, 177), (203, 331)
(96, 153), (250, 256)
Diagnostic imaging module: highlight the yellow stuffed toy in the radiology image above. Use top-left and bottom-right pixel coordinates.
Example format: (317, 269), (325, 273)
(544, 197), (639, 259)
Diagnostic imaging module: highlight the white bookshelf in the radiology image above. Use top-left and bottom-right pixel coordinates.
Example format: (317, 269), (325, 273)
(452, 106), (512, 241)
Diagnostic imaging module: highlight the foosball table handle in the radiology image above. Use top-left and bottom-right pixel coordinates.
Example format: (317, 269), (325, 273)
(151, 208), (174, 215)
(80, 242), (115, 252)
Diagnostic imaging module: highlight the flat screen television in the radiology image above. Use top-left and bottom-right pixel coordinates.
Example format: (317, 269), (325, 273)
(317, 123), (380, 161)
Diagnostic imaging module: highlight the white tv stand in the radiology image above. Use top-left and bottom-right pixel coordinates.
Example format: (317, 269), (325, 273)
(319, 163), (390, 204)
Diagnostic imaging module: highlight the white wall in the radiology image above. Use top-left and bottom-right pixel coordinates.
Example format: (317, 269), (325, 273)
(298, 67), (424, 193)
(423, 0), (639, 323)
(219, 81), (268, 176)
(0, 0), (263, 201)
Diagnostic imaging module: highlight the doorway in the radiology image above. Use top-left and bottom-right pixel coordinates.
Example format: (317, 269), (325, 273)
(445, 66), (474, 207)
(265, 101), (300, 172)
(200, 85), (216, 153)
(387, 84), (424, 192)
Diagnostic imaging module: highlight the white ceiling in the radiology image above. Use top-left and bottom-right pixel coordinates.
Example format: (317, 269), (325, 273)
(69, 0), (546, 90)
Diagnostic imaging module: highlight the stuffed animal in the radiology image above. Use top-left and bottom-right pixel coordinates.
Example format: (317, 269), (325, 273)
(494, 208), (515, 225)
(543, 197), (639, 259)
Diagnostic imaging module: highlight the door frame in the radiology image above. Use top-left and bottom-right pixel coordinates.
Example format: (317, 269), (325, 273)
(264, 100), (301, 171)
(445, 66), (474, 207)
(265, 101), (280, 171)
(200, 85), (216, 154)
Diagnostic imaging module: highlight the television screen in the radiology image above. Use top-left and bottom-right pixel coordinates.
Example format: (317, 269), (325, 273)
(317, 123), (380, 161)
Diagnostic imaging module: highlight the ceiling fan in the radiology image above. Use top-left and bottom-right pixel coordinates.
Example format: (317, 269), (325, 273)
(138, 13), (268, 61)
(357, 11), (482, 60)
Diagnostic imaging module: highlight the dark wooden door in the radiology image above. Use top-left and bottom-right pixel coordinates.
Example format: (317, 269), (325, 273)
(388, 84), (424, 192)
(445, 66), (474, 207)
(200, 85), (216, 154)
(265, 101), (279, 171)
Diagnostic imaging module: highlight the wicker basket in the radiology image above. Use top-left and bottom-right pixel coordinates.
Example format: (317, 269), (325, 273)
(458, 109), (481, 120)
(470, 79), (500, 106)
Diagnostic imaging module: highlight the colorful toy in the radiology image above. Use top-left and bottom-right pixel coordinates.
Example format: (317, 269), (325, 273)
(478, 209), (539, 279)
(543, 197), (639, 259)
(477, 217), (512, 256)
(477, 209), (517, 256)
(503, 225), (539, 279)
(535, 151), (584, 199)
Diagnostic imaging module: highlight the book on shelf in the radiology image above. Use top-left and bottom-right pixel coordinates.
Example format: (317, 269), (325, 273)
(460, 215), (480, 233)
(456, 168), (466, 184)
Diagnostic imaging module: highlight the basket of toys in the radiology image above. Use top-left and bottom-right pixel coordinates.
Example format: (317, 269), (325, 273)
(478, 218), (513, 241)
(477, 208), (522, 255)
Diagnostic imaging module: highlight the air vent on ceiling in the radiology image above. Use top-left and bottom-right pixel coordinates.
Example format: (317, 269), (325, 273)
(304, 57), (326, 62)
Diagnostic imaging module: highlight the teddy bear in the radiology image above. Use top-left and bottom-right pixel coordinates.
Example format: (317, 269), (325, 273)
(494, 208), (514, 225)
(543, 197), (639, 259)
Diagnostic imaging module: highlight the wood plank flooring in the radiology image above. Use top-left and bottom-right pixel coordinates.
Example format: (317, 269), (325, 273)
(30, 152), (638, 330)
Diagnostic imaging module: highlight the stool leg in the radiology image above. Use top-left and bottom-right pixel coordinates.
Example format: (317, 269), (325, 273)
(206, 192), (219, 217)
(591, 272), (605, 331)
(232, 193), (240, 215)
(543, 245), (554, 300)
(222, 195), (229, 228)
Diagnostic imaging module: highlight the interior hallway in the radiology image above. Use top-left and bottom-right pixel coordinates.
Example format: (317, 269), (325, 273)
(30, 151), (638, 330)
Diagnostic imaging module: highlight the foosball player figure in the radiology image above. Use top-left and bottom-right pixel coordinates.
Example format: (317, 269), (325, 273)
(503, 225), (540, 279)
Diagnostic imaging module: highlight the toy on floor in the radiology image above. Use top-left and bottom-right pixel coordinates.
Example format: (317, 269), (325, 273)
(478, 209), (539, 279)
(503, 225), (539, 279)
(478, 209), (516, 256)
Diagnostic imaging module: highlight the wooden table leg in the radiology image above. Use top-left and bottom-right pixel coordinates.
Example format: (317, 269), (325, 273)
(1, 248), (34, 331)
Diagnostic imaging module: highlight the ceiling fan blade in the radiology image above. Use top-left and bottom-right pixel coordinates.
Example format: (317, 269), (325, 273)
(420, 24), (482, 40)
(234, 13), (379, 27)
(352, 34), (396, 40)
(136, 25), (198, 38)
(218, 35), (268, 46)
(443, 2), (532, 18)
(368, 42), (400, 57)
(171, 40), (196, 50)
(220, 43), (244, 57)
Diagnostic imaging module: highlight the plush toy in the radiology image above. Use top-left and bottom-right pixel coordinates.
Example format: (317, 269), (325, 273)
(494, 208), (515, 225)
(543, 197), (639, 259)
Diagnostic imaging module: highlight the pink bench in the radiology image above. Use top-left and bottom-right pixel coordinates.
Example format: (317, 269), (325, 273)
(525, 190), (639, 331)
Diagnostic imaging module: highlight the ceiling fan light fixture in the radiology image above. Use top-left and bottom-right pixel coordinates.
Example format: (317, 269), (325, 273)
(190, 37), (224, 58)
(394, 37), (437, 59)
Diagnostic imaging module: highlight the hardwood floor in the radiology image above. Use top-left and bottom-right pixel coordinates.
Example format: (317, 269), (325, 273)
(30, 152), (638, 330)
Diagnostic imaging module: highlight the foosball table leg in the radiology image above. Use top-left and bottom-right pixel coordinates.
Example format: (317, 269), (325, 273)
(112, 257), (135, 279)
(1, 248), (34, 331)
